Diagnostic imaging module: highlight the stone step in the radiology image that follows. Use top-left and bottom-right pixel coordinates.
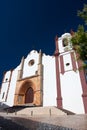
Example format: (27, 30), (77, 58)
(15, 106), (67, 116)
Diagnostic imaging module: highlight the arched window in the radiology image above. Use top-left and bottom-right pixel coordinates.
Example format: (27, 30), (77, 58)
(62, 38), (68, 47)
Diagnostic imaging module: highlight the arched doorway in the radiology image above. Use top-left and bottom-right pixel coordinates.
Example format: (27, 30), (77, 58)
(25, 87), (34, 103)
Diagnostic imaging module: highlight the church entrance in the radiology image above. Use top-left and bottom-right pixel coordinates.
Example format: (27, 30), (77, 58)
(25, 87), (34, 103)
(14, 79), (42, 106)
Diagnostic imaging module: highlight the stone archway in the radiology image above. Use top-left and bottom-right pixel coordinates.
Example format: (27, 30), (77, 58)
(25, 87), (34, 103)
(16, 81), (35, 105)
(14, 77), (42, 106)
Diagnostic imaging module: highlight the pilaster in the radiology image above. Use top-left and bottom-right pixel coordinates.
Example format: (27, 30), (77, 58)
(38, 50), (43, 106)
(17, 56), (24, 80)
(77, 59), (87, 113)
(54, 35), (62, 109)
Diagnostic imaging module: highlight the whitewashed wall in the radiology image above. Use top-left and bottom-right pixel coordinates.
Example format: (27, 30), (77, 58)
(0, 83), (9, 102)
(60, 71), (84, 114)
(42, 54), (57, 106)
(22, 50), (39, 78)
(63, 53), (72, 71)
(5, 68), (19, 106)
(0, 66), (19, 107)
(0, 71), (11, 102)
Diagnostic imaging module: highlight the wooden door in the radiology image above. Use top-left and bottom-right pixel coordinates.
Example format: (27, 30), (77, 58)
(25, 87), (34, 103)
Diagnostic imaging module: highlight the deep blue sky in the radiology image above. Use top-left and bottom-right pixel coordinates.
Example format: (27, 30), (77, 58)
(0, 0), (87, 83)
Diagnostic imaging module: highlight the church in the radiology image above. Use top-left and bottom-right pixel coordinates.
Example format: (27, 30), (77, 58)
(0, 33), (87, 114)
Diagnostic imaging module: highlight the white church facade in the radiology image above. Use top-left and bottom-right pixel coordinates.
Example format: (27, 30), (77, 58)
(0, 33), (87, 114)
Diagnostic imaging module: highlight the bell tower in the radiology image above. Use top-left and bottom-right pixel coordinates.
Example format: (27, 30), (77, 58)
(54, 33), (87, 113)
